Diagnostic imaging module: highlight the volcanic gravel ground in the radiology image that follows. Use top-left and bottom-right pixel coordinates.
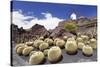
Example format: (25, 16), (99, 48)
(11, 42), (97, 66)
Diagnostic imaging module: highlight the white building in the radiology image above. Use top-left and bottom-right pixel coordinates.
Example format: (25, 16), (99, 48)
(70, 12), (77, 20)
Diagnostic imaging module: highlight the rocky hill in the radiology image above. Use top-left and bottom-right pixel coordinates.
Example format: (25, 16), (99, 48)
(58, 16), (97, 34)
(11, 16), (97, 43)
(11, 24), (49, 43)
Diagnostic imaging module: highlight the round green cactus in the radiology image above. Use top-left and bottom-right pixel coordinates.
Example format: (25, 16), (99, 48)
(81, 35), (89, 43)
(48, 46), (62, 63)
(67, 37), (76, 42)
(29, 51), (37, 56)
(15, 43), (25, 52)
(77, 32), (81, 37)
(16, 46), (25, 55)
(82, 45), (93, 56)
(44, 38), (53, 46)
(29, 51), (45, 65)
(63, 36), (68, 41)
(56, 39), (65, 48)
(22, 46), (34, 56)
(39, 36), (44, 40)
(77, 42), (85, 49)
(26, 41), (33, 46)
(65, 41), (78, 54)
(89, 38), (97, 49)
(43, 49), (49, 56)
(33, 40), (44, 48)
(39, 42), (49, 50)
(54, 38), (61, 45)
(76, 37), (83, 43)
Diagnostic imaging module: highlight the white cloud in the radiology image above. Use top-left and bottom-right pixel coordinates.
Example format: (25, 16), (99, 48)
(12, 10), (64, 30)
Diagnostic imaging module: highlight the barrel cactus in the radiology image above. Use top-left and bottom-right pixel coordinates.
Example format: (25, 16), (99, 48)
(15, 43), (27, 55)
(65, 41), (78, 54)
(77, 32), (81, 37)
(22, 46), (34, 56)
(77, 42), (85, 49)
(54, 38), (61, 45)
(39, 42), (49, 51)
(82, 45), (93, 56)
(29, 51), (45, 65)
(33, 40), (44, 48)
(44, 38), (53, 46)
(55, 39), (65, 48)
(43, 49), (49, 56)
(67, 37), (76, 42)
(89, 38), (97, 49)
(15, 43), (25, 51)
(39, 36), (44, 40)
(26, 41), (33, 46)
(48, 46), (62, 63)
(81, 35), (89, 43)
(76, 37), (83, 43)
(29, 51), (37, 56)
(16, 46), (25, 55)
(63, 36), (68, 41)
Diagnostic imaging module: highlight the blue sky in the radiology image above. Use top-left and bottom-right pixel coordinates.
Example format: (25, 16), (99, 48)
(11, 1), (97, 30)
(11, 1), (97, 19)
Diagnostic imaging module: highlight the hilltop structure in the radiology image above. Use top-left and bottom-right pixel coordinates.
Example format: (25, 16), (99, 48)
(70, 12), (77, 20)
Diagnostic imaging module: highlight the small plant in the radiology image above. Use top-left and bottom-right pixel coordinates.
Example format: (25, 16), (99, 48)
(64, 22), (78, 33)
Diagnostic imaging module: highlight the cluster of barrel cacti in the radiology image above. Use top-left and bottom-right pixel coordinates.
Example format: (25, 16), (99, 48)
(15, 34), (97, 65)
